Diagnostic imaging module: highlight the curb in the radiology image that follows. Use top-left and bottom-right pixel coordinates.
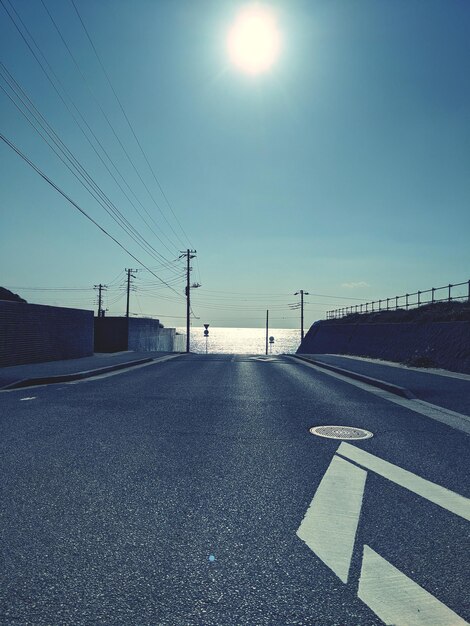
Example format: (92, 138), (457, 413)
(291, 354), (416, 399)
(1, 357), (156, 390)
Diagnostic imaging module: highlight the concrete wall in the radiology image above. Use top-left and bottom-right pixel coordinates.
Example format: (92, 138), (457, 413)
(0, 300), (93, 367)
(94, 317), (184, 352)
(174, 332), (186, 352)
(158, 327), (175, 352)
(94, 318), (128, 353)
(298, 320), (470, 373)
(128, 318), (161, 351)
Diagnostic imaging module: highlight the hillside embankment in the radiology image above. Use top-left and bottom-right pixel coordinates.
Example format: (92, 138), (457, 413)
(297, 302), (470, 374)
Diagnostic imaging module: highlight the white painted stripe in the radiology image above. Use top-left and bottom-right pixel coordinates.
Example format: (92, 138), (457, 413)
(296, 455), (366, 583)
(19, 396), (36, 401)
(68, 354), (182, 383)
(337, 442), (470, 521)
(289, 356), (470, 435)
(358, 545), (468, 626)
(322, 353), (470, 382)
(1, 354), (185, 393)
(407, 398), (470, 433)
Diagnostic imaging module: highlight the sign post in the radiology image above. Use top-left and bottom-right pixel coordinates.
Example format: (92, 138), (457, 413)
(265, 310), (269, 355)
(203, 324), (209, 354)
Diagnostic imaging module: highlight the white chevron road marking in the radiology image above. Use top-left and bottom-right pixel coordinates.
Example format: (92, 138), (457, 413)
(337, 442), (470, 521)
(358, 546), (468, 626)
(296, 454), (366, 583)
(297, 444), (470, 624)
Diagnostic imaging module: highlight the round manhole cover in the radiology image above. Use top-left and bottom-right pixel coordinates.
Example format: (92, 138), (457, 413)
(309, 425), (373, 440)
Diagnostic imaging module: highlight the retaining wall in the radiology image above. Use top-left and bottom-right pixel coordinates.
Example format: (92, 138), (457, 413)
(94, 318), (128, 353)
(94, 317), (184, 352)
(157, 328), (175, 352)
(174, 333), (186, 352)
(298, 320), (470, 373)
(128, 318), (161, 351)
(0, 300), (93, 367)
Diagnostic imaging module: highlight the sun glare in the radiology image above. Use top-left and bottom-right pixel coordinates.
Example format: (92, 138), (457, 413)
(227, 4), (281, 75)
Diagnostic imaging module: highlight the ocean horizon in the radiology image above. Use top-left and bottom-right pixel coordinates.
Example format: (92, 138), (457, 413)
(176, 327), (302, 355)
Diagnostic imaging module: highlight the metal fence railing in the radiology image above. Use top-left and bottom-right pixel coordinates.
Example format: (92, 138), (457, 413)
(326, 279), (470, 320)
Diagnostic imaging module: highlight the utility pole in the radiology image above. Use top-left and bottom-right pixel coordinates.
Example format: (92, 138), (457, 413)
(94, 284), (107, 317)
(265, 309), (269, 355)
(294, 290), (309, 342)
(126, 269), (137, 318)
(179, 250), (200, 353)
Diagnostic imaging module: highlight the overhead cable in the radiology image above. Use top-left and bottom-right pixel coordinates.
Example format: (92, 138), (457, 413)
(0, 132), (185, 298)
(70, 0), (192, 249)
(40, 0), (182, 253)
(0, 0), (181, 270)
(0, 65), (181, 272)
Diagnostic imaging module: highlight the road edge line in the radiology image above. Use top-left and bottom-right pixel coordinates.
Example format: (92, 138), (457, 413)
(286, 355), (470, 436)
(291, 354), (415, 399)
(0, 353), (187, 391)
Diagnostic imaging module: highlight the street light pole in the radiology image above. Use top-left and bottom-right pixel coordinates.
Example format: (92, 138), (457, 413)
(94, 283), (107, 317)
(180, 249), (200, 353)
(294, 290), (309, 342)
(125, 269), (137, 318)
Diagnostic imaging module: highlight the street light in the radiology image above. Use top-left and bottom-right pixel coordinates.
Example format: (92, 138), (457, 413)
(294, 290), (309, 342)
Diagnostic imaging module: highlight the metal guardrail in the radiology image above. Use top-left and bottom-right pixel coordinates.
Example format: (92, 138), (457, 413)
(326, 280), (470, 320)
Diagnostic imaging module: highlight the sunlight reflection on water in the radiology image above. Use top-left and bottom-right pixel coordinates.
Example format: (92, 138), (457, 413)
(177, 327), (301, 355)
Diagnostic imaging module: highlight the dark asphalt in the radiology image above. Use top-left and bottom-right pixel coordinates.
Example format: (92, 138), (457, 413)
(305, 353), (470, 415)
(0, 354), (469, 625)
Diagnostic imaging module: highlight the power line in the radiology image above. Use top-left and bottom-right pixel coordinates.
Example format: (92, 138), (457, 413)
(0, 131), (185, 298)
(106, 269), (125, 285)
(0, 1), (182, 271)
(0, 64), (182, 272)
(39, 0), (182, 255)
(70, 0), (192, 250)
(4, 285), (93, 291)
(197, 288), (367, 301)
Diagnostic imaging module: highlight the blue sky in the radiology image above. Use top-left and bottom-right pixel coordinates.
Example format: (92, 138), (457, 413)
(1, 0), (469, 328)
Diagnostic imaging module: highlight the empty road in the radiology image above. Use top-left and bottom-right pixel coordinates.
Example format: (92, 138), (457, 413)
(1, 354), (469, 625)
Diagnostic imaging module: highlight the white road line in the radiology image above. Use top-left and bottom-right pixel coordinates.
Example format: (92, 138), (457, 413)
(321, 354), (470, 382)
(289, 356), (470, 435)
(2, 355), (184, 393)
(358, 545), (468, 626)
(406, 398), (470, 434)
(296, 455), (366, 583)
(67, 354), (182, 384)
(19, 396), (36, 401)
(337, 442), (470, 521)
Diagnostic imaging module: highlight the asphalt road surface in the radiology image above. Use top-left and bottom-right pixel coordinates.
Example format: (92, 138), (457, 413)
(1, 354), (469, 625)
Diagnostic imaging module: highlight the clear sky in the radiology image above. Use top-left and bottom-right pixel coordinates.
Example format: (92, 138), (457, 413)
(1, 0), (469, 329)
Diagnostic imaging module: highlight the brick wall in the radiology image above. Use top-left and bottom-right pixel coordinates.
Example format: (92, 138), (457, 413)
(0, 301), (94, 367)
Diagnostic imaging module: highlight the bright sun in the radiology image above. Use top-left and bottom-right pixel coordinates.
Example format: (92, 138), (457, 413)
(227, 4), (281, 75)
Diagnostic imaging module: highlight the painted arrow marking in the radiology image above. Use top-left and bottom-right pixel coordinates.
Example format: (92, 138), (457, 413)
(297, 442), (470, 625)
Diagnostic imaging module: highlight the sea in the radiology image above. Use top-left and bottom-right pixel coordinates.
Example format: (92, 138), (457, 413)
(176, 327), (301, 355)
